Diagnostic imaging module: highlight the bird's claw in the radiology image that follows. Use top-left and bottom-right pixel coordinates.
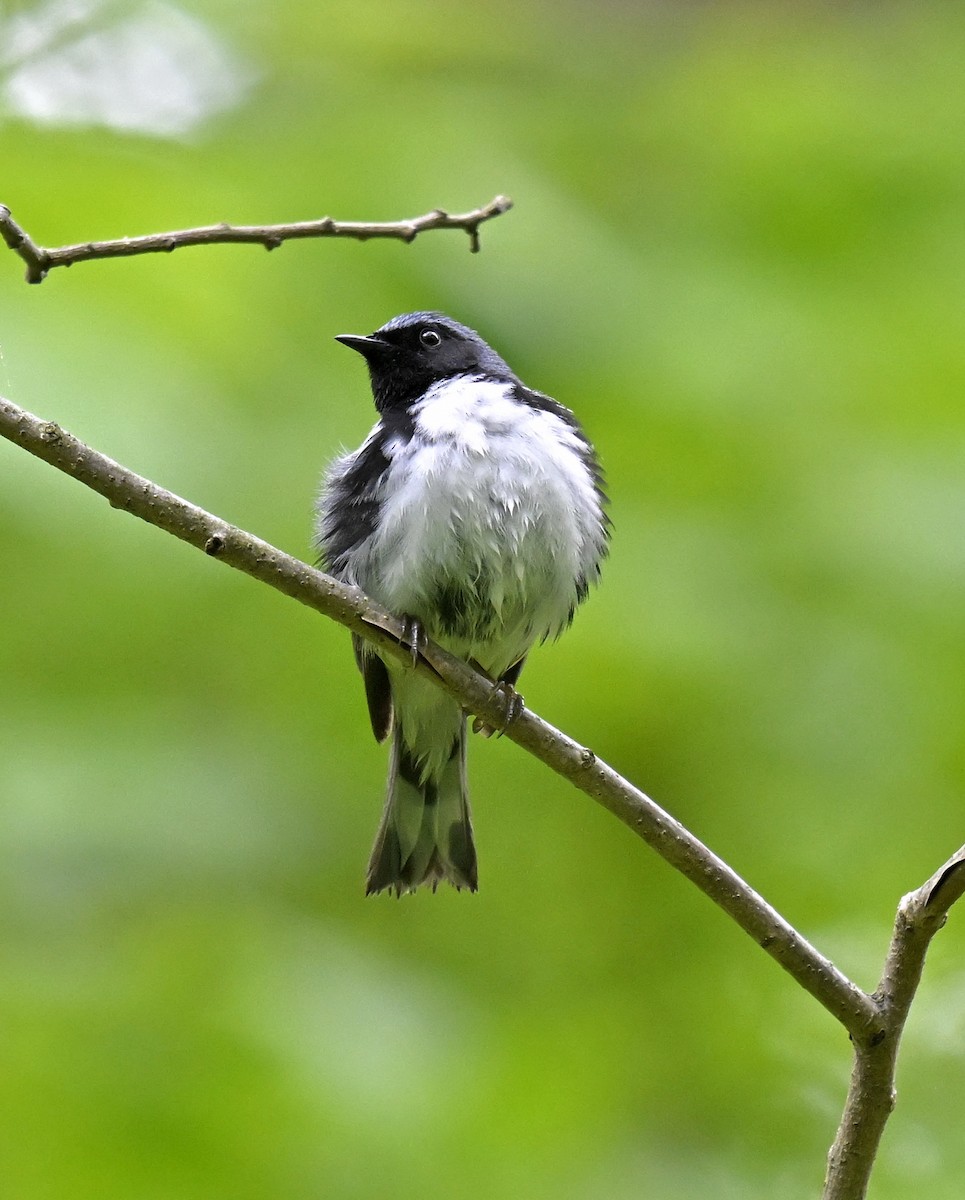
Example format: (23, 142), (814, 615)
(399, 615), (425, 669)
(472, 680), (525, 739)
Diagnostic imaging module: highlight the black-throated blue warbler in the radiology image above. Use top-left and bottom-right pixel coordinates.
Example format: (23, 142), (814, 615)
(316, 313), (608, 895)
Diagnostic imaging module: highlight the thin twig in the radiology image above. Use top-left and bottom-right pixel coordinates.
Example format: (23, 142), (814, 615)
(0, 392), (879, 1040)
(823, 845), (965, 1199)
(0, 195), (514, 283)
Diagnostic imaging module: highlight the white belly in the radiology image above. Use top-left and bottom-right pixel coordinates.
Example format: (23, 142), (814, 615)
(353, 377), (603, 675)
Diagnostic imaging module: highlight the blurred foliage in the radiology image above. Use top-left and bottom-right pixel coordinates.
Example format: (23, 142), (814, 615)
(1, 0), (965, 1196)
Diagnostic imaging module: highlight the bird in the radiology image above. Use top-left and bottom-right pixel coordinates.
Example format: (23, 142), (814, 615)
(315, 312), (609, 896)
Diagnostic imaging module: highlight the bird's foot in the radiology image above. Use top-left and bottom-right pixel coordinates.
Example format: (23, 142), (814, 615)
(472, 679), (525, 739)
(399, 615), (426, 669)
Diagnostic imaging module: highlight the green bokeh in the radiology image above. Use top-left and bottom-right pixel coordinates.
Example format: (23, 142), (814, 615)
(2, 2), (964, 1196)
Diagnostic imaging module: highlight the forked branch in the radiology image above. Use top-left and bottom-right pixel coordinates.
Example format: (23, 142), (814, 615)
(823, 845), (965, 1199)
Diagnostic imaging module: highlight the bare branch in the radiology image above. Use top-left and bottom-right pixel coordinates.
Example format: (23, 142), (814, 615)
(823, 844), (965, 1200)
(0, 195), (514, 283)
(0, 392), (880, 1039)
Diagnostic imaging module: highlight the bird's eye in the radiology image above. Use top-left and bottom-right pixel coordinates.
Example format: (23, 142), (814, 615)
(419, 329), (442, 348)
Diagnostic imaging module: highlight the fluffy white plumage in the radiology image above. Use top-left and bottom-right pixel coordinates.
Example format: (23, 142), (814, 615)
(343, 376), (605, 669)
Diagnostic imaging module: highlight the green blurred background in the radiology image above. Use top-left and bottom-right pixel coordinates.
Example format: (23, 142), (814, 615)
(2, 1), (964, 1196)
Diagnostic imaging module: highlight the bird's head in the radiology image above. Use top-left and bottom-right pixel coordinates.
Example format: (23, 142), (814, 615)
(336, 312), (516, 412)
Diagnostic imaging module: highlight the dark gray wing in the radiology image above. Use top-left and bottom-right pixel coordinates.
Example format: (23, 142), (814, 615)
(317, 424), (399, 743)
(316, 428), (391, 577)
(352, 634), (392, 743)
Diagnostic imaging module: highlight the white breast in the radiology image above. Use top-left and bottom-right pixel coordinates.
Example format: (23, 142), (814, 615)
(352, 376), (604, 672)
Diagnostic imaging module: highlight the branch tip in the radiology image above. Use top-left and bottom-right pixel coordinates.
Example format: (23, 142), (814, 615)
(923, 847), (965, 914)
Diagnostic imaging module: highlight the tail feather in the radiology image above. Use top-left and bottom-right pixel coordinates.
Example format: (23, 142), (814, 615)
(366, 724), (477, 896)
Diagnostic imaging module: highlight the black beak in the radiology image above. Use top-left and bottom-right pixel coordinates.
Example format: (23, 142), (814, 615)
(335, 334), (392, 361)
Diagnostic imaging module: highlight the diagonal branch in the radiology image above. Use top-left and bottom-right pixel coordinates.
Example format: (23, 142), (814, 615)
(0, 195), (514, 283)
(823, 844), (965, 1199)
(0, 392), (880, 1040)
